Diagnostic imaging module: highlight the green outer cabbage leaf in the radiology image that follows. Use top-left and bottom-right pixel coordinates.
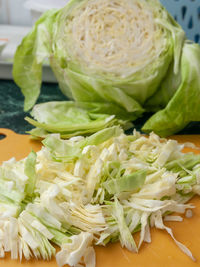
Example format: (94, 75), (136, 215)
(143, 43), (200, 136)
(12, 0), (191, 138)
(25, 101), (133, 139)
(13, 9), (59, 112)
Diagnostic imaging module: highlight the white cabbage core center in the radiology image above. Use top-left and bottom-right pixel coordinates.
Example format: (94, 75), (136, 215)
(65, 0), (165, 77)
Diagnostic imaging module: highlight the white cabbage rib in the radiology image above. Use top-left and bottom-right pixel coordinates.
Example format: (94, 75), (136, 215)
(64, 0), (166, 77)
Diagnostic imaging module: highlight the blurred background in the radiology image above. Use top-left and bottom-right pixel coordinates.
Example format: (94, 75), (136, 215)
(0, 0), (67, 26)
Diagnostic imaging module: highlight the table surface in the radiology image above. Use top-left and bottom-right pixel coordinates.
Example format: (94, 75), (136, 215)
(1, 79), (200, 135)
(0, 80), (64, 134)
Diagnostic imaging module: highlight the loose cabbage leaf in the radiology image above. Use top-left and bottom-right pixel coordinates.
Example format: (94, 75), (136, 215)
(25, 101), (131, 139)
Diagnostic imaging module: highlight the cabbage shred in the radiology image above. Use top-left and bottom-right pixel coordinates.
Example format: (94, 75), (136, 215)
(0, 127), (199, 266)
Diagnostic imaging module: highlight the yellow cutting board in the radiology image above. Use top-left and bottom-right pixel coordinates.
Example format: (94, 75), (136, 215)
(0, 128), (200, 267)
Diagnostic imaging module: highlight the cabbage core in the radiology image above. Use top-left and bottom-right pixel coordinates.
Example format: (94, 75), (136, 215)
(63, 0), (166, 77)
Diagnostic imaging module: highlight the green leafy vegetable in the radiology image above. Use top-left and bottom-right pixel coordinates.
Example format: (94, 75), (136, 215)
(25, 101), (131, 139)
(24, 151), (37, 197)
(13, 0), (200, 137)
(165, 153), (200, 174)
(143, 43), (200, 136)
(103, 170), (146, 195)
(0, 129), (199, 266)
(42, 126), (122, 162)
(13, 9), (59, 111)
(111, 197), (138, 252)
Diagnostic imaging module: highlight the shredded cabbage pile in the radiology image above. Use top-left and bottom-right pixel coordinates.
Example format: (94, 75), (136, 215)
(0, 127), (200, 266)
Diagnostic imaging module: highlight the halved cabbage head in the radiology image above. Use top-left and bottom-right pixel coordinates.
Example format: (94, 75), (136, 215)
(13, 0), (188, 136)
(59, 0), (173, 78)
(54, 0), (184, 105)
